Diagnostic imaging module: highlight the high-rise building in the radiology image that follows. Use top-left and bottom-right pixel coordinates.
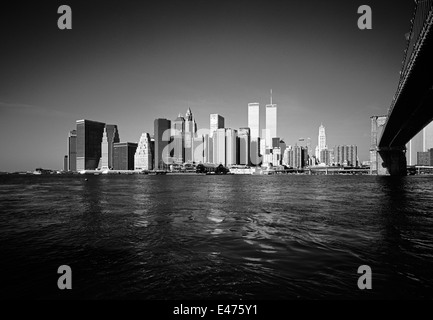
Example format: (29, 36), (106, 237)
(100, 127), (109, 169)
(104, 124), (120, 168)
(318, 124), (327, 161)
(210, 114), (224, 138)
(238, 127), (250, 165)
(248, 103), (260, 141)
(76, 119), (106, 171)
(63, 155), (68, 171)
(172, 114), (185, 164)
(135, 133), (154, 170)
(213, 128), (226, 166)
(283, 145), (305, 169)
(226, 129), (238, 167)
(154, 118), (171, 169)
(184, 108), (197, 163)
(113, 142), (138, 170)
(192, 134), (205, 164)
(335, 145), (358, 167)
(68, 129), (77, 171)
(265, 90), (277, 149)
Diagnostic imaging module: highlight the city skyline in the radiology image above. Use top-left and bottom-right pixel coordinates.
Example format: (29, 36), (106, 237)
(0, 1), (416, 171)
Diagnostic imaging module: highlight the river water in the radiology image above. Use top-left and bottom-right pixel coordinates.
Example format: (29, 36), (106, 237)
(1, 174), (433, 299)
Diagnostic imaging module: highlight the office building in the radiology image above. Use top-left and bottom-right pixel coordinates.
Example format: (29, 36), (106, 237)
(63, 155), (68, 171)
(76, 119), (106, 171)
(226, 129), (238, 167)
(68, 129), (77, 171)
(318, 124), (327, 161)
(100, 127), (109, 169)
(113, 142), (138, 170)
(248, 103), (260, 141)
(213, 128), (227, 166)
(283, 145), (305, 169)
(184, 108), (197, 163)
(238, 127), (250, 165)
(193, 134), (205, 164)
(265, 90), (277, 149)
(104, 124), (120, 168)
(335, 145), (358, 167)
(135, 133), (154, 170)
(154, 118), (171, 169)
(172, 114), (185, 164)
(210, 114), (224, 138)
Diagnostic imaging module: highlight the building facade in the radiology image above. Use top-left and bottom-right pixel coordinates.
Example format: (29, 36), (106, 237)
(335, 145), (358, 167)
(172, 114), (185, 164)
(113, 142), (138, 170)
(76, 119), (106, 171)
(238, 127), (250, 165)
(213, 128), (226, 166)
(68, 129), (77, 171)
(265, 91), (277, 150)
(134, 133), (154, 170)
(226, 129), (238, 167)
(154, 118), (171, 169)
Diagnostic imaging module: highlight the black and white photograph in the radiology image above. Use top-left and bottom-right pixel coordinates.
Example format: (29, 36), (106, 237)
(1, 0), (433, 309)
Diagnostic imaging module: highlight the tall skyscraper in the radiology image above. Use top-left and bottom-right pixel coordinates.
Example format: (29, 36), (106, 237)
(154, 118), (171, 169)
(213, 128), (226, 166)
(113, 142), (138, 170)
(76, 119), (106, 171)
(318, 124), (326, 152)
(226, 128), (238, 167)
(184, 108), (197, 163)
(248, 103), (260, 141)
(265, 90), (277, 149)
(104, 124), (120, 169)
(68, 129), (77, 171)
(100, 127), (109, 169)
(135, 133), (154, 170)
(238, 127), (250, 165)
(172, 114), (185, 164)
(210, 114), (224, 138)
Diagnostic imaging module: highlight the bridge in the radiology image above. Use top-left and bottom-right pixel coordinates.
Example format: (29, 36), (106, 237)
(372, 0), (433, 175)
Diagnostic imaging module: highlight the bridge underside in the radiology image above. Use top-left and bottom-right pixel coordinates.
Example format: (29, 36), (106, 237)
(377, 17), (433, 175)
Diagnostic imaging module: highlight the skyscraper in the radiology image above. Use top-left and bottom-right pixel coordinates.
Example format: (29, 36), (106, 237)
(68, 129), (77, 171)
(100, 127), (109, 169)
(213, 128), (226, 166)
(113, 142), (138, 170)
(265, 90), (277, 149)
(318, 124), (326, 151)
(154, 118), (171, 169)
(238, 127), (250, 165)
(226, 128), (238, 167)
(76, 119), (106, 171)
(248, 103), (260, 141)
(184, 108), (197, 163)
(135, 133), (153, 171)
(210, 114), (224, 138)
(172, 114), (185, 164)
(105, 124), (120, 168)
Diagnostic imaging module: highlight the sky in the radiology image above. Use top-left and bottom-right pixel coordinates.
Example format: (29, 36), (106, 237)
(0, 0), (415, 171)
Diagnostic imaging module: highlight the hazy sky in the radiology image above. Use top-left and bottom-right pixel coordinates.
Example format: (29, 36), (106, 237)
(0, 0), (414, 171)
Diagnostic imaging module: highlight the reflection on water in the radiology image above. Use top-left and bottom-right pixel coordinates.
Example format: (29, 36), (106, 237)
(1, 174), (433, 299)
